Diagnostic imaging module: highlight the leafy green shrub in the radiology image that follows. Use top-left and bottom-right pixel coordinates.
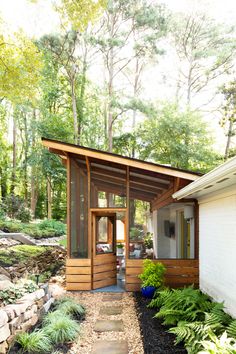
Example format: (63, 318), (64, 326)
(44, 313), (80, 344)
(54, 297), (85, 320)
(199, 332), (236, 354)
(38, 219), (66, 236)
(16, 206), (32, 222)
(16, 330), (52, 353)
(151, 286), (214, 325)
(138, 259), (166, 288)
(0, 219), (66, 239)
(0, 280), (38, 305)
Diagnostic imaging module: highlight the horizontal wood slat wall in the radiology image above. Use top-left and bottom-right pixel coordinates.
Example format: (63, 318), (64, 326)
(125, 259), (199, 292)
(66, 258), (92, 291)
(93, 255), (116, 289)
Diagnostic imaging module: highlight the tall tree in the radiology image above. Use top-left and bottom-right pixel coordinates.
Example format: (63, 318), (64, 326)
(171, 12), (236, 107)
(220, 81), (236, 160)
(138, 102), (220, 172)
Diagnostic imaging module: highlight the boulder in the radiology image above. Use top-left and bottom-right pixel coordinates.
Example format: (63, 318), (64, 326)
(0, 340), (8, 354)
(0, 324), (10, 342)
(0, 279), (13, 291)
(0, 311), (8, 327)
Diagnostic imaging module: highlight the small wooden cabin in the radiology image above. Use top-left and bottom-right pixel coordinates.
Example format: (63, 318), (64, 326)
(42, 138), (201, 291)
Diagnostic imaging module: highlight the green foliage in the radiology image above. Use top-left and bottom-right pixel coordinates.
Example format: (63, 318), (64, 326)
(0, 219), (66, 239)
(138, 259), (166, 288)
(44, 313), (80, 345)
(138, 103), (221, 173)
(0, 245), (48, 267)
(0, 280), (38, 305)
(152, 286), (214, 325)
(38, 219), (66, 236)
(144, 232), (153, 249)
(16, 330), (52, 353)
(199, 332), (236, 354)
(227, 320), (236, 338)
(54, 297), (86, 321)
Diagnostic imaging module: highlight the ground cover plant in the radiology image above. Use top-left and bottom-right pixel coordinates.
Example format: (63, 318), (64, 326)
(0, 219), (66, 239)
(0, 280), (38, 305)
(0, 245), (48, 266)
(149, 286), (236, 354)
(13, 296), (85, 353)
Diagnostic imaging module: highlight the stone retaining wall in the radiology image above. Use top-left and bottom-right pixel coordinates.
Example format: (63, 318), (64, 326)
(0, 284), (54, 354)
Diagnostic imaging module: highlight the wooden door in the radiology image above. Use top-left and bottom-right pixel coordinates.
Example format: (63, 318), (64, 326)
(92, 213), (117, 289)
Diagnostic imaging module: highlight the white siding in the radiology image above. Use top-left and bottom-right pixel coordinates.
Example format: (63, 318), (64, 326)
(199, 185), (236, 317)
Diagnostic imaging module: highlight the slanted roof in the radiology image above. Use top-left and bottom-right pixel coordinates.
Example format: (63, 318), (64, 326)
(173, 156), (236, 200)
(42, 138), (201, 202)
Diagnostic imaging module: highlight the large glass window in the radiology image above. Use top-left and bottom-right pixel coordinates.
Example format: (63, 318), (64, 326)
(70, 159), (88, 258)
(129, 199), (152, 259)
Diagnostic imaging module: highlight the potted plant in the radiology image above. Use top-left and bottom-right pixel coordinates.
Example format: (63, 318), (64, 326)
(138, 259), (166, 298)
(144, 232), (153, 257)
(116, 243), (124, 255)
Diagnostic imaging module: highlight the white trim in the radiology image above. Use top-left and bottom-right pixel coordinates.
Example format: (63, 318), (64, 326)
(173, 156), (236, 200)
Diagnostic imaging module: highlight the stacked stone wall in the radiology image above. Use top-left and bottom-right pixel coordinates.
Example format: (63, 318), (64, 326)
(0, 284), (54, 354)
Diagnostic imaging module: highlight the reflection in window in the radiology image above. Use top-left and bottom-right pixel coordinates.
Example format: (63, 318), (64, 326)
(129, 200), (153, 259)
(96, 216), (115, 254)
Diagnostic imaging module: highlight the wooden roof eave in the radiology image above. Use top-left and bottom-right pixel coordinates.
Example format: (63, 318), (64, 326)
(42, 139), (200, 181)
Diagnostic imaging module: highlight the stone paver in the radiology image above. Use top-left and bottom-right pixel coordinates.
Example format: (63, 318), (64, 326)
(92, 340), (128, 354)
(99, 306), (123, 315)
(94, 319), (124, 332)
(103, 294), (123, 301)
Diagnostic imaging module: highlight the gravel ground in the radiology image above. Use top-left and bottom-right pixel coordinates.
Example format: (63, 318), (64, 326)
(68, 291), (144, 354)
(134, 292), (187, 354)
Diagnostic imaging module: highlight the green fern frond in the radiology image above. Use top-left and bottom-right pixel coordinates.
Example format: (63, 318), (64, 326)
(227, 320), (236, 338)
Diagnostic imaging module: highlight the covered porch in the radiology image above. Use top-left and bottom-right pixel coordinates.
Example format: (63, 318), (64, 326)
(42, 138), (200, 291)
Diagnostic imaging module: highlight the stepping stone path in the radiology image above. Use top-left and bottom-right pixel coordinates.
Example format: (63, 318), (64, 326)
(92, 293), (129, 354)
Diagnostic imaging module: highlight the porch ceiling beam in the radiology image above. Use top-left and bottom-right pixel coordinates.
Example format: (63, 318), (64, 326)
(91, 175), (162, 194)
(129, 175), (169, 190)
(94, 181), (157, 200)
(42, 139), (199, 181)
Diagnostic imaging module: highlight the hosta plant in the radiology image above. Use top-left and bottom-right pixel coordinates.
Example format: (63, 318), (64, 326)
(198, 331), (236, 354)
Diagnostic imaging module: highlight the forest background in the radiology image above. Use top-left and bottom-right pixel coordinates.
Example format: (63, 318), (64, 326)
(0, 0), (236, 221)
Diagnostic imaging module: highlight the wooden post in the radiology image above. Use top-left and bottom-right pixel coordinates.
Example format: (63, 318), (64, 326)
(126, 166), (130, 261)
(86, 157), (92, 287)
(67, 156), (71, 258)
(194, 201), (199, 259)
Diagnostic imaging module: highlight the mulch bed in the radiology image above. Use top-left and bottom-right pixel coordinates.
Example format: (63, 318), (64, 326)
(134, 292), (187, 354)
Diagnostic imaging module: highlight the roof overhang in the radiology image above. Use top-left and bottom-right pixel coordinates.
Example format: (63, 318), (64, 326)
(173, 156), (236, 200)
(42, 138), (200, 181)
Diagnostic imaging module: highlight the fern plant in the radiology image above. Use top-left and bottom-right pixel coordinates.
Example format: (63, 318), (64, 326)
(227, 320), (236, 338)
(153, 286), (214, 325)
(169, 305), (233, 354)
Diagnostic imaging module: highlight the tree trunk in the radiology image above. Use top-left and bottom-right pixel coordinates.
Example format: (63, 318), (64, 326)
(10, 116), (17, 195)
(47, 177), (52, 219)
(23, 112), (28, 203)
(224, 118), (234, 160)
(131, 56), (140, 158)
(107, 14), (115, 153)
(30, 109), (38, 218)
(71, 76), (79, 145)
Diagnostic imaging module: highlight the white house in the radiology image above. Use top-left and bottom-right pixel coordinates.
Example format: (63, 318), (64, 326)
(173, 156), (236, 317)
